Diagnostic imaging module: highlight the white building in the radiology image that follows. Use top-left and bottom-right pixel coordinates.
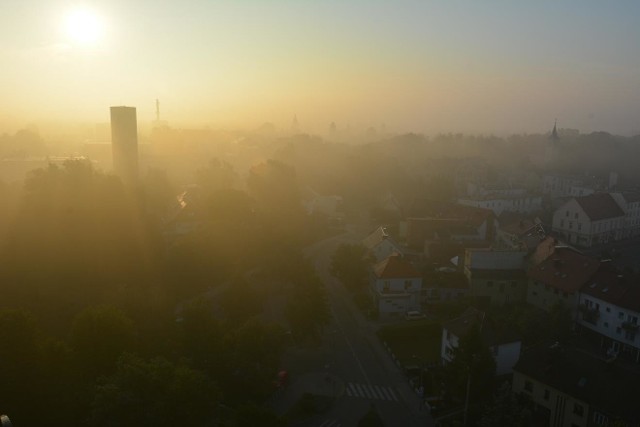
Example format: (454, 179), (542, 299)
(370, 255), (422, 317)
(457, 192), (542, 216)
(551, 193), (626, 247)
(577, 266), (640, 363)
(441, 308), (521, 375)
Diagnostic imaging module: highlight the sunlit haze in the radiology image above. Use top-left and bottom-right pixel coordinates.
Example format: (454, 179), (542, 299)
(1, 1), (640, 134)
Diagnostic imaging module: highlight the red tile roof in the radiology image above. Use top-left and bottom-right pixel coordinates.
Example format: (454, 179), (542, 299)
(528, 248), (600, 293)
(575, 193), (625, 221)
(373, 255), (421, 279)
(581, 265), (640, 312)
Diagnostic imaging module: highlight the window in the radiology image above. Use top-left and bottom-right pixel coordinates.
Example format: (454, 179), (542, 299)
(593, 412), (608, 425)
(561, 219), (565, 227)
(624, 330), (636, 341)
(578, 223), (582, 231)
(404, 280), (411, 291)
(524, 380), (533, 392)
(619, 312), (624, 319)
(566, 211), (569, 217)
(573, 403), (584, 416)
(487, 281), (494, 288)
(574, 213), (578, 219)
(383, 281), (390, 292)
(616, 327), (622, 334)
(604, 322), (609, 328)
(606, 307), (610, 313)
(544, 389), (550, 401)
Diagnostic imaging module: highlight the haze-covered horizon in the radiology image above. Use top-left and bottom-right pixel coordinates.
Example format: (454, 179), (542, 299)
(2, 1), (640, 136)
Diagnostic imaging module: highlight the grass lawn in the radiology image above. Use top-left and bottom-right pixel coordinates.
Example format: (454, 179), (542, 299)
(377, 321), (442, 367)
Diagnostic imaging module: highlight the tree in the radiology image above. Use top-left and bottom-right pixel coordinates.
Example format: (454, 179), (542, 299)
(444, 325), (496, 406)
(195, 158), (237, 192)
(479, 382), (532, 427)
(71, 305), (135, 378)
(285, 258), (330, 340)
(358, 404), (385, 427)
(234, 403), (285, 427)
(90, 353), (219, 427)
(220, 277), (262, 325)
(330, 243), (369, 290)
(0, 309), (40, 423)
(222, 318), (286, 402)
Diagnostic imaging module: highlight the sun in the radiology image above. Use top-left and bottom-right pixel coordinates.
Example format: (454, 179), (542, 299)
(63, 8), (105, 46)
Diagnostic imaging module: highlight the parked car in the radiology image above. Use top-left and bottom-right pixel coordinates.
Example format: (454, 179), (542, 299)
(404, 311), (426, 321)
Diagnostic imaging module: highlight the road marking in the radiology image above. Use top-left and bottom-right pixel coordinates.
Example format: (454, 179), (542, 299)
(345, 382), (399, 402)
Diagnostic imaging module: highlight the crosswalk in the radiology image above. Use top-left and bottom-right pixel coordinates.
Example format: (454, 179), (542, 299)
(318, 420), (341, 427)
(344, 382), (399, 401)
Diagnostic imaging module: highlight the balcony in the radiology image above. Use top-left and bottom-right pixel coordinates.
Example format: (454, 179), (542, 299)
(621, 321), (639, 332)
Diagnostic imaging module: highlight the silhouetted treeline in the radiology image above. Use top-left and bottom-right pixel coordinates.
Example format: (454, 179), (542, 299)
(0, 159), (328, 425)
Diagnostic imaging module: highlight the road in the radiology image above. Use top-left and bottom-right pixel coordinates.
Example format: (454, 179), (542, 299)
(289, 227), (434, 427)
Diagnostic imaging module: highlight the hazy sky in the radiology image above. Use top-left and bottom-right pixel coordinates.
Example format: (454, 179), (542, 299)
(2, 1), (639, 135)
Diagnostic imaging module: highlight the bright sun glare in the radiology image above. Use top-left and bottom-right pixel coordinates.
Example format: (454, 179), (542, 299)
(63, 8), (105, 46)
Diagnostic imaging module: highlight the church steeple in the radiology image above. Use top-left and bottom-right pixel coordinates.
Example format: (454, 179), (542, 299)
(550, 119), (559, 141)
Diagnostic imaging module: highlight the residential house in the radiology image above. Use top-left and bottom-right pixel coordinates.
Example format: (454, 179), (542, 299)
(403, 200), (496, 251)
(577, 265), (640, 363)
(362, 226), (405, 262)
(370, 255), (422, 318)
(303, 187), (344, 219)
(551, 193), (626, 247)
(422, 270), (469, 304)
(464, 248), (528, 305)
(526, 248), (600, 317)
(543, 173), (602, 199)
(513, 343), (640, 427)
(441, 308), (521, 376)
(611, 191), (640, 239)
(457, 191), (542, 216)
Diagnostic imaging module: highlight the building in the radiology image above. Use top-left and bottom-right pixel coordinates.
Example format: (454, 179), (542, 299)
(526, 248), (600, 316)
(612, 191), (640, 239)
(513, 343), (640, 427)
(362, 226), (404, 262)
(110, 106), (139, 185)
(457, 191), (542, 216)
(369, 255), (422, 318)
(421, 270), (469, 304)
(496, 213), (546, 251)
(403, 200), (497, 251)
(551, 193), (626, 247)
(577, 265), (640, 363)
(463, 248), (528, 305)
(441, 308), (521, 376)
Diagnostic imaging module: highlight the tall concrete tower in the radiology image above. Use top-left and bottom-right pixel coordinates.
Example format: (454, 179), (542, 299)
(110, 106), (139, 185)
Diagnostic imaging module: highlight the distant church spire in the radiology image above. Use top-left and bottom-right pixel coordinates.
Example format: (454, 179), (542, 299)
(550, 119), (559, 141)
(291, 114), (299, 133)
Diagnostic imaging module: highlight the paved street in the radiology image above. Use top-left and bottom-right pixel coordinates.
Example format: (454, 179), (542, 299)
(272, 228), (434, 426)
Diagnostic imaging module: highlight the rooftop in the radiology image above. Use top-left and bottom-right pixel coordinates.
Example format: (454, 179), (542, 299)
(575, 193), (625, 221)
(373, 255), (421, 279)
(514, 343), (640, 422)
(528, 247), (600, 293)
